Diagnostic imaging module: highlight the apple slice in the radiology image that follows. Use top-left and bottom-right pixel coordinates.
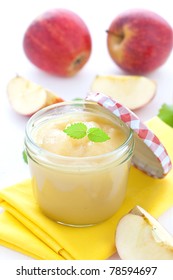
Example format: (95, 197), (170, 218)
(7, 75), (64, 116)
(90, 75), (156, 110)
(115, 205), (173, 260)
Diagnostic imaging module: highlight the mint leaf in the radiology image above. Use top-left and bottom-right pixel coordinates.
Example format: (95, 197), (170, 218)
(22, 150), (28, 164)
(72, 97), (83, 101)
(63, 122), (110, 142)
(63, 123), (87, 139)
(87, 127), (110, 142)
(158, 104), (173, 128)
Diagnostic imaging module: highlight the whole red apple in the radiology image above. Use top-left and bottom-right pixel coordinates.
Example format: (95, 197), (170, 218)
(23, 9), (92, 77)
(107, 9), (173, 74)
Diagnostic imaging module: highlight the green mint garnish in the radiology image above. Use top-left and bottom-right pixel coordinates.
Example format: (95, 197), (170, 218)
(22, 149), (28, 164)
(72, 97), (83, 101)
(158, 104), (173, 128)
(63, 122), (110, 142)
(63, 123), (87, 139)
(87, 127), (110, 142)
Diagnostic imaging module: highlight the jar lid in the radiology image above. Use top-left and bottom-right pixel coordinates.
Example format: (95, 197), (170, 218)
(86, 92), (172, 178)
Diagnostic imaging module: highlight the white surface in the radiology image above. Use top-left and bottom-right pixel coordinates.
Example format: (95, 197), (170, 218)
(0, 0), (173, 260)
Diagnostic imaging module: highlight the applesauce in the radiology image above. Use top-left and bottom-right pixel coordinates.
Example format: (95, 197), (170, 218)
(25, 101), (134, 226)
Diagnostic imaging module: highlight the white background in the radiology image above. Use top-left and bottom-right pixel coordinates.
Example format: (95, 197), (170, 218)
(0, 0), (173, 260)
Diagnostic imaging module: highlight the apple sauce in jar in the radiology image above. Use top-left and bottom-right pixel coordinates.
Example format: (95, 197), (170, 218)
(25, 101), (134, 226)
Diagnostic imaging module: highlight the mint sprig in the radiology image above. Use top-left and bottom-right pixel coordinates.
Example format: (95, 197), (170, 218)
(22, 149), (28, 164)
(158, 103), (173, 128)
(63, 122), (110, 143)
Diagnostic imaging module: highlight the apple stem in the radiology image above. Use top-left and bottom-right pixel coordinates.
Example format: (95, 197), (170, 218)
(106, 30), (124, 42)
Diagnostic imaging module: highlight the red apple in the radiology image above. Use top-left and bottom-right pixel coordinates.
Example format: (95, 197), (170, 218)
(23, 9), (92, 77)
(107, 9), (173, 74)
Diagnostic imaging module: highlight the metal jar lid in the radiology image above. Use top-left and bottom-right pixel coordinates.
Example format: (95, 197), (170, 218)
(86, 92), (172, 178)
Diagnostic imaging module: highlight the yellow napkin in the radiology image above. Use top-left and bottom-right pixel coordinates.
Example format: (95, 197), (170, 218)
(0, 117), (173, 260)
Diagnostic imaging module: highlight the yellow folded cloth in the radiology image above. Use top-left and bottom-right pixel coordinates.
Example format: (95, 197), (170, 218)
(0, 117), (173, 260)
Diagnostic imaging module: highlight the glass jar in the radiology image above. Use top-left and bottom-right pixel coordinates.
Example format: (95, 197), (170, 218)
(24, 101), (134, 226)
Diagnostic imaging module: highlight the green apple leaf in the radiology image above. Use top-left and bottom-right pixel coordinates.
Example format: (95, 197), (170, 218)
(158, 104), (173, 128)
(87, 127), (110, 142)
(63, 122), (87, 139)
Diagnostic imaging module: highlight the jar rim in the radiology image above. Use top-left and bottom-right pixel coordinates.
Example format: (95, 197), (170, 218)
(24, 101), (134, 167)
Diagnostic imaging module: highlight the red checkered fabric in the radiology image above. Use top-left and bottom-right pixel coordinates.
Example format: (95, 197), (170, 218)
(86, 92), (172, 178)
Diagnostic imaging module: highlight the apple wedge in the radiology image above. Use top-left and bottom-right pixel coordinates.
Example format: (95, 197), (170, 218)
(90, 75), (156, 110)
(115, 205), (173, 260)
(7, 75), (64, 116)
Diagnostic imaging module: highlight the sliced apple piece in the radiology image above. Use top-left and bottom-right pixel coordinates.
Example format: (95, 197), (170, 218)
(7, 75), (64, 116)
(115, 205), (173, 260)
(90, 75), (156, 110)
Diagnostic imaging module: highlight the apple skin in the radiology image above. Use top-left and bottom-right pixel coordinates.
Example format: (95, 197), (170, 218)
(23, 9), (92, 77)
(107, 9), (173, 74)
